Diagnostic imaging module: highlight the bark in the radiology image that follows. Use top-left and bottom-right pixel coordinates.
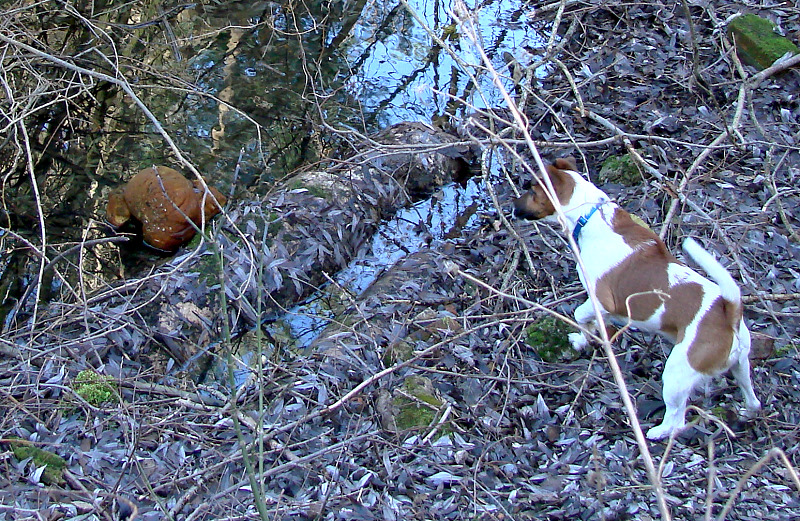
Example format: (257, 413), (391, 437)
(18, 122), (473, 362)
(310, 249), (469, 380)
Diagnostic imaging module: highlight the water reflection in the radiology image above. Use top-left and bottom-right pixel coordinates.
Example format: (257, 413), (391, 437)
(346, 0), (543, 126)
(1, 0), (543, 331)
(271, 0), (544, 348)
(280, 177), (485, 348)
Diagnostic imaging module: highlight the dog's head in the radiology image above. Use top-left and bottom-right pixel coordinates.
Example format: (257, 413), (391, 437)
(513, 157), (578, 220)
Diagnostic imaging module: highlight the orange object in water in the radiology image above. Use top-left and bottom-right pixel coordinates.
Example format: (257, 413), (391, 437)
(107, 165), (226, 251)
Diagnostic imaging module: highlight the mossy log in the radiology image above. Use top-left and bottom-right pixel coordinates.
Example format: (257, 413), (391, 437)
(20, 123), (472, 362)
(728, 14), (799, 70)
(310, 249), (469, 381)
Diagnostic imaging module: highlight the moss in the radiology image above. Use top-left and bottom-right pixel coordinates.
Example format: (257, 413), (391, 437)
(728, 14), (799, 70)
(775, 342), (797, 357)
(393, 376), (444, 431)
(408, 311), (461, 343)
(598, 154), (641, 186)
(194, 247), (224, 288)
(383, 340), (415, 365)
(394, 400), (437, 431)
(265, 210), (282, 236)
(73, 369), (117, 406)
(186, 232), (202, 249)
(526, 316), (576, 362)
(709, 406), (727, 418)
(9, 439), (67, 484)
(186, 226), (219, 249)
(403, 376), (442, 405)
(288, 179), (329, 199)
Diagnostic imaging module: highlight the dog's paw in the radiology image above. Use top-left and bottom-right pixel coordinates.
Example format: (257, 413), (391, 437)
(646, 421), (686, 441)
(568, 332), (589, 351)
(742, 402), (762, 419)
(645, 424), (673, 441)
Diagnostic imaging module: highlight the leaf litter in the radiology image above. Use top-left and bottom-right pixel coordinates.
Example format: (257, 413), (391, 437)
(2, 1), (800, 520)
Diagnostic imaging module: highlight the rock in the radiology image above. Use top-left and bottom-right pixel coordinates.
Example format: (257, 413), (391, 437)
(107, 165), (226, 251)
(9, 440), (67, 485)
(598, 154), (641, 186)
(525, 316), (577, 363)
(728, 14), (799, 70)
(749, 331), (775, 360)
(378, 375), (445, 434)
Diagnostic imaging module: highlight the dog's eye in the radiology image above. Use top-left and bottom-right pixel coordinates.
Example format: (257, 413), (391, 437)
(521, 179), (532, 190)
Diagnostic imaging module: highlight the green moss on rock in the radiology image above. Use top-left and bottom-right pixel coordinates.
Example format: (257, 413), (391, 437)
(729, 14), (799, 70)
(526, 316), (576, 362)
(265, 210), (282, 236)
(192, 247), (229, 291)
(393, 376), (444, 431)
(9, 439), (67, 484)
(288, 179), (330, 199)
(73, 369), (117, 406)
(774, 341), (796, 357)
(383, 340), (415, 365)
(599, 154), (641, 186)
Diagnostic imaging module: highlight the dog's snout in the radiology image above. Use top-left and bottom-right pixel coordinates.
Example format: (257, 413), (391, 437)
(512, 194), (526, 218)
(513, 192), (537, 220)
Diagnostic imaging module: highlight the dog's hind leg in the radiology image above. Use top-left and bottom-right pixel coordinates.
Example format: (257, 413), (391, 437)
(731, 356), (761, 415)
(730, 322), (761, 415)
(568, 299), (601, 351)
(647, 346), (702, 440)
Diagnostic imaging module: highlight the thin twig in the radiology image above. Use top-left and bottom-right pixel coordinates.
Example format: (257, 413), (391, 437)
(716, 447), (800, 521)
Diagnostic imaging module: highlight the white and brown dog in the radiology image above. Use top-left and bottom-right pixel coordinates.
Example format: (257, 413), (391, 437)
(513, 157), (761, 440)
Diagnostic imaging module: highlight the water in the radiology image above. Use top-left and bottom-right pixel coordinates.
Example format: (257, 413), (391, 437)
(272, 0), (545, 348)
(346, 0), (544, 126)
(337, 179), (483, 294)
(281, 178), (485, 346)
(1, 0), (546, 341)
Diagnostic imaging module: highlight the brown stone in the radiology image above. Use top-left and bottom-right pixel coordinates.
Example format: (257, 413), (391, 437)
(106, 165), (226, 251)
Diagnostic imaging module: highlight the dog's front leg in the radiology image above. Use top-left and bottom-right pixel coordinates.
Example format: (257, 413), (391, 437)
(568, 299), (601, 351)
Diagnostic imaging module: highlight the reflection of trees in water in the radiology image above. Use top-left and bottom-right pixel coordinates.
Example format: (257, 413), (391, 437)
(0, 0), (372, 328)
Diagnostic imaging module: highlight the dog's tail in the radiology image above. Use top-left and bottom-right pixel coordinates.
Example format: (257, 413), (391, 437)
(682, 237), (741, 305)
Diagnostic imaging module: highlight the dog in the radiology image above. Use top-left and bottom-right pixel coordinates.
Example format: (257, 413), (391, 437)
(513, 157), (761, 440)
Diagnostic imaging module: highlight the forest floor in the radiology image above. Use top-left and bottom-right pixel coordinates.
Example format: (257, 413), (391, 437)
(2, 1), (800, 520)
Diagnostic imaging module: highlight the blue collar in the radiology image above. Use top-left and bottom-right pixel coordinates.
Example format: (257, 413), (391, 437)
(571, 202), (605, 246)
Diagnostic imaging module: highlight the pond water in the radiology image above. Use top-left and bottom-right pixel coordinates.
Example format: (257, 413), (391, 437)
(2, 0), (545, 341)
(345, 0), (543, 126)
(278, 178), (484, 352)
(109, 0), (544, 188)
(173, 0), (545, 179)
(272, 0), (544, 349)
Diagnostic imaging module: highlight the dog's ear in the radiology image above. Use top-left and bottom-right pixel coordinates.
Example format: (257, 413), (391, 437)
(553, 157), (577, 171)
(545, 164), (576, 204)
